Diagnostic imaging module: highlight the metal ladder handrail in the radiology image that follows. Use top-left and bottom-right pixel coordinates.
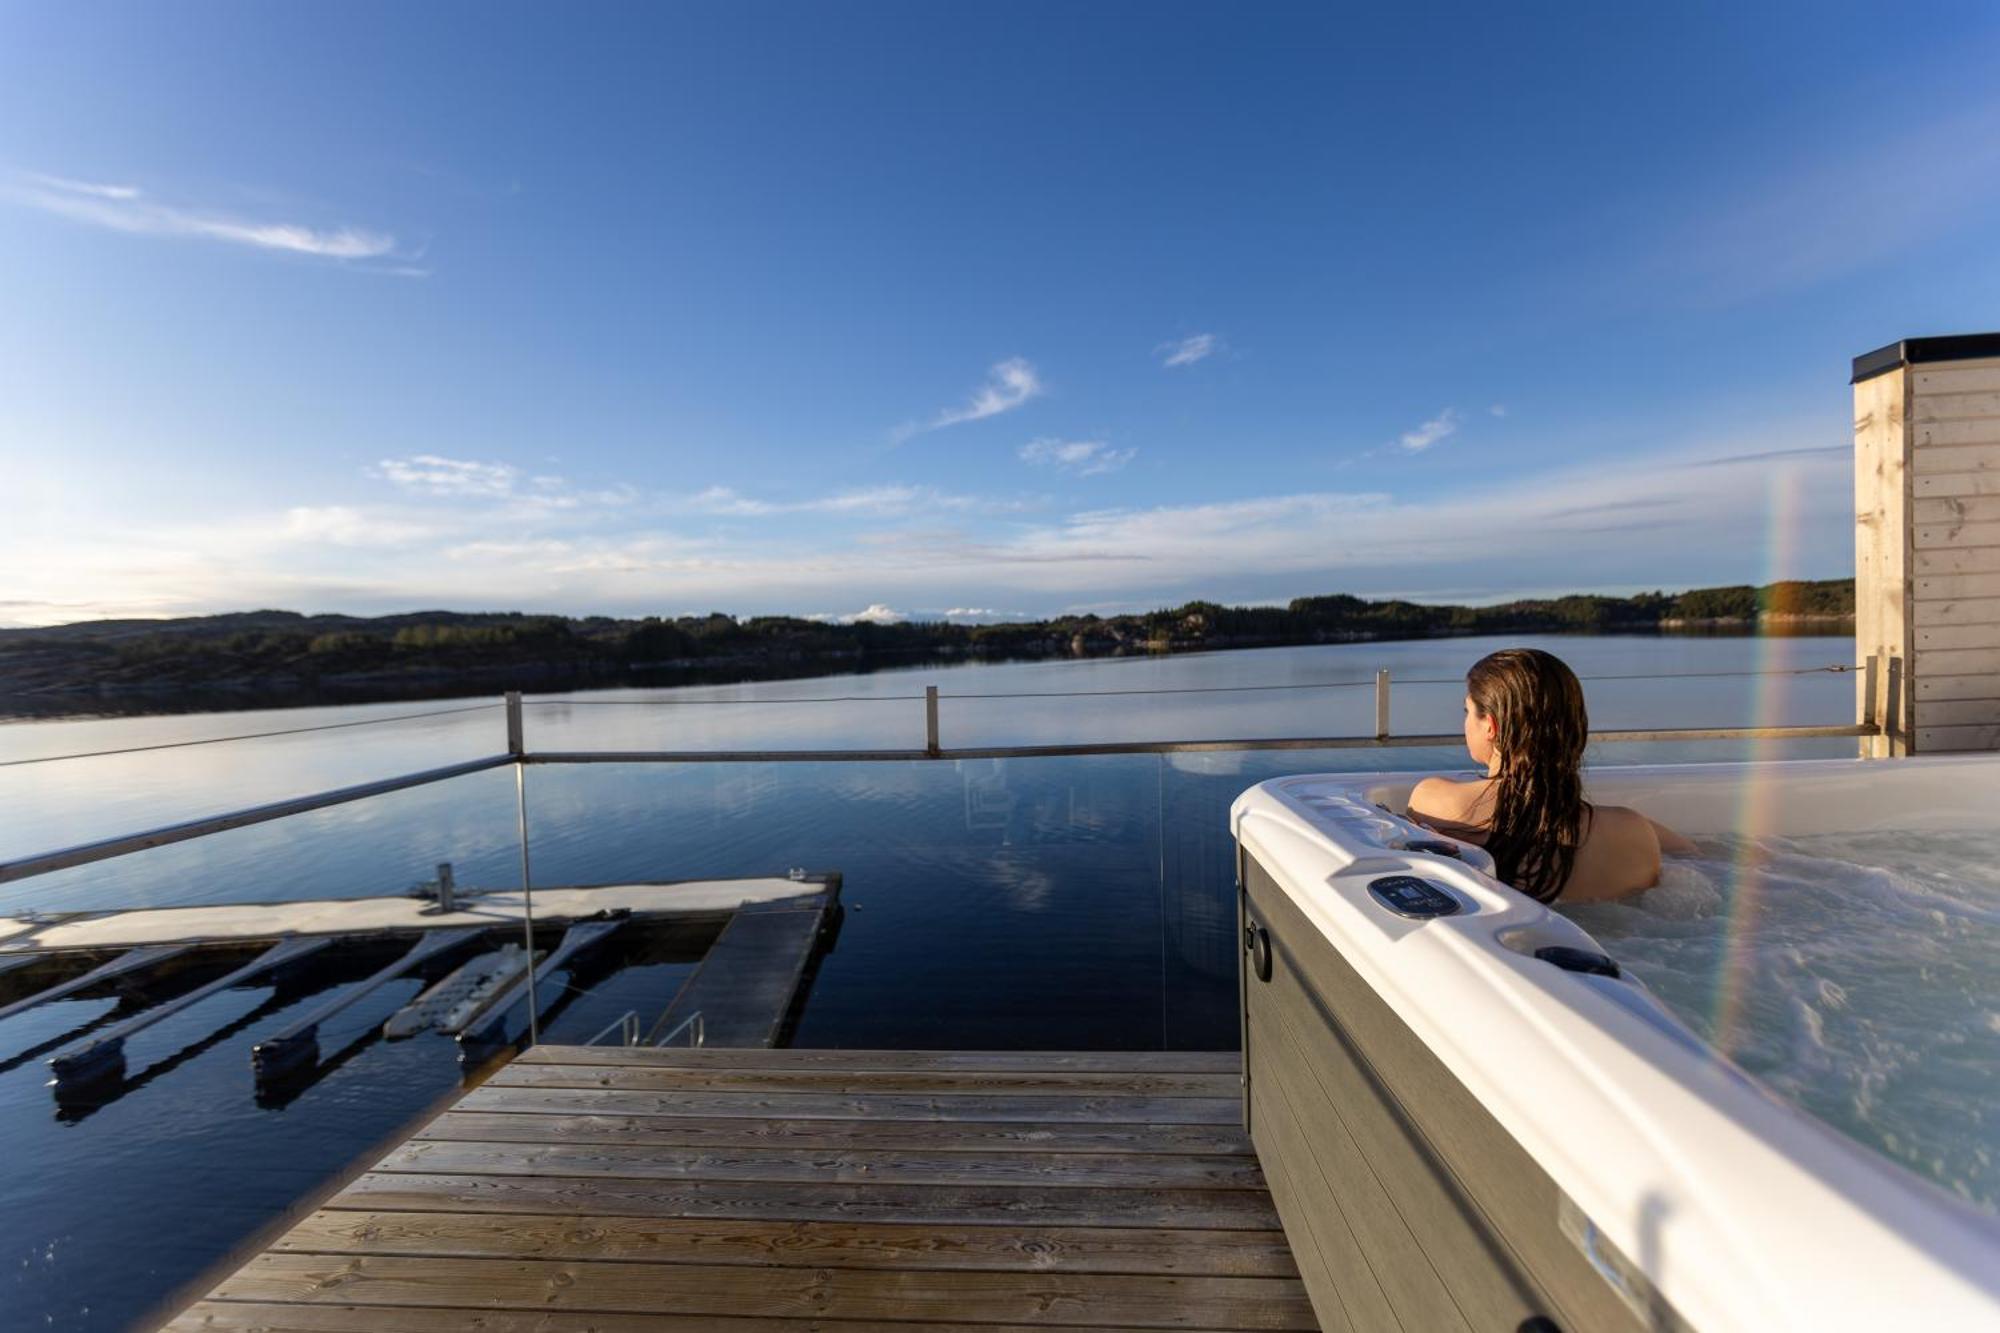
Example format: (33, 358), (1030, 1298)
(584, 1010), (641, 1047)
(654, 1011), (704, 1048)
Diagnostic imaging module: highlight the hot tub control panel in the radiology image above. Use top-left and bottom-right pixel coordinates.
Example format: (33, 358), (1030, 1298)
(1367, 875), (1462, 919)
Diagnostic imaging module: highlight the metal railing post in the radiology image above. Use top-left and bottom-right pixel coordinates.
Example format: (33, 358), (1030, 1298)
(1860, 653), (1880, 758)
(514, 760), (540, 1046)
(1884, 656), (1905, 756)
(925, 685), (941, 758)
(505, 691), (524, 756)
(1374, 670), (1391, 741)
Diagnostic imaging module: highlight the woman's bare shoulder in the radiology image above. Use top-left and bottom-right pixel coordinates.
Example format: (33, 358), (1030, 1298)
(1408, 775), (1489, 822)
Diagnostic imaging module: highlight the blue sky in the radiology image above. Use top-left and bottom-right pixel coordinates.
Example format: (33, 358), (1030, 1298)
(4, 2), (2000, 626)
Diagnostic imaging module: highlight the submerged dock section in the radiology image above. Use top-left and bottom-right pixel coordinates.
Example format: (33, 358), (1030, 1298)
(162, 1046), (1308, 1331)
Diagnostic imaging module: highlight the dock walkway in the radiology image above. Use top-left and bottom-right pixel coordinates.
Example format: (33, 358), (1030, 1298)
(164, 1046), (1311, 1331)
(0, 877), (823, 955)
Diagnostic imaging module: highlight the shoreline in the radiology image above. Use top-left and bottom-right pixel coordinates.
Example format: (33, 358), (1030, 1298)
(0, 616), (1854, 724)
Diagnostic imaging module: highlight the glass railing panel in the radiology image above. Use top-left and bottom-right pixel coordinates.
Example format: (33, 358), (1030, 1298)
(514, 686), (927, 752)
(0, 698), (507, 859)
(518, 755), (1172, 1050)
(1, 766), (520, 917)
(0, 778), (534, 1333)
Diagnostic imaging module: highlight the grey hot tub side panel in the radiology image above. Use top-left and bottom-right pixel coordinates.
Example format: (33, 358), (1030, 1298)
(1242, 850), (1665, 1333)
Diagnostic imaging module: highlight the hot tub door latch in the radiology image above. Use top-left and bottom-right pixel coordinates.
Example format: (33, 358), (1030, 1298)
(1243, 922), (1272, 983)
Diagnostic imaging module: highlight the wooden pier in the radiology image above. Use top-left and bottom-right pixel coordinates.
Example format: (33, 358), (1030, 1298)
(162, 1046), (1310, 1331)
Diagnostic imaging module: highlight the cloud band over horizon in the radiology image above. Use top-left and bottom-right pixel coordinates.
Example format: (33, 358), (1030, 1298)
(0, 432), (1852, 628)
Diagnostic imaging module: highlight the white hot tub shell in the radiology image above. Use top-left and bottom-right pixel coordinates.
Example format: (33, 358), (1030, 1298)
(1230, 754), (2000, 1333)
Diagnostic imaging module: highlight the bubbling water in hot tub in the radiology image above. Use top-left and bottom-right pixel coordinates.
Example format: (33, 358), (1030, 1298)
(1564, 831), (2000, 1213)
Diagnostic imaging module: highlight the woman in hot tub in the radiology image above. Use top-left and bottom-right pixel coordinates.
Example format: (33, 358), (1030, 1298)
(1407, 647), (1694, 903)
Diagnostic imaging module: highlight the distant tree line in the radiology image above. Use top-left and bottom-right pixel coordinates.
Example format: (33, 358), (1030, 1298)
(0, 579), (1853, 703)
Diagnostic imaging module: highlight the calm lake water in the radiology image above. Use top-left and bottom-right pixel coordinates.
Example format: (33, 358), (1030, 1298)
(0, 634), (1859, 1330)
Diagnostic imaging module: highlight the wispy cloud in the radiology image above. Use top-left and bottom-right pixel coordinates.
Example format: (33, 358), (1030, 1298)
(28, 173), (140, 201)
(281, 506), (431, 546)
(895, 358), (1043, 441)
(1018, 438), (1137, 476)
(1397, 408), (1461, 453)
(1157, 333), (1221, 368)
(687, 484), (1024, 518)
(1489, 404), (1508, 418)
(7, 172), (399, 261)
(373, 455), (634, 512)
(377, 455), (519, 498)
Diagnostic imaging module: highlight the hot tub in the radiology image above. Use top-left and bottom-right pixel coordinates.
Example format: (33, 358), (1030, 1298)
(1230, 754), (2000, 1332)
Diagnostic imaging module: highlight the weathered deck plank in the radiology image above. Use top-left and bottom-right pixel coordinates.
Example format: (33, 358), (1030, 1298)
(488, 1061), (1241, 1097)
(455, 1084), (1241, 1123)
(512, 1046), (1241, 1073)
(164, 1048), (1302, 1332)
(166, 1302), (1284, 1332)
(206, 1253), (1317, 1329)
(376, 1138), (1267, 1189)
(329, 1172), (1283, 1230)
(271, 1210), (1299, 1276)
(418, 1109), (1254, 1155)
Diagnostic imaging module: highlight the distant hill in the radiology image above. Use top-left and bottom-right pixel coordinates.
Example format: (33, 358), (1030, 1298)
(0, 579), (1853, 715)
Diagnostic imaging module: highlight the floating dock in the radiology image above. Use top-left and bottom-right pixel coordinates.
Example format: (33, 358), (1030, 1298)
(162, 1046), (1308, 1331)
(650, 888), (840, 1047)
(0, 876), (828, 955)
(0, 875), (842, 1104)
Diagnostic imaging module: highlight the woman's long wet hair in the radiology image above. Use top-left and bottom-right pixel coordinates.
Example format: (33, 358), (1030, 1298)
(1467, 648), (1591, 902)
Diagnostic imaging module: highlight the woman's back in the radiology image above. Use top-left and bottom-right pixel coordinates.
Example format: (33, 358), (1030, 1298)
(1407, 774), (1663, 902)
(1407, 648), (1684, 903)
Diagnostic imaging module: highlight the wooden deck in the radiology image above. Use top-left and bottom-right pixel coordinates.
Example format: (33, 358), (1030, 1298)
(164, 1046), (1312, 1332)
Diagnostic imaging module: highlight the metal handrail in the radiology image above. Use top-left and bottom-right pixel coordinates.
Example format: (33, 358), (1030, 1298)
(586, 1010), (641, 1047)
(0, 727), (1880, 888)
(522, 724), (1874, 767)
(0, 664), (1882, 889)
(0, 754), (514, 886)
(654, 1011), (704, 1048)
